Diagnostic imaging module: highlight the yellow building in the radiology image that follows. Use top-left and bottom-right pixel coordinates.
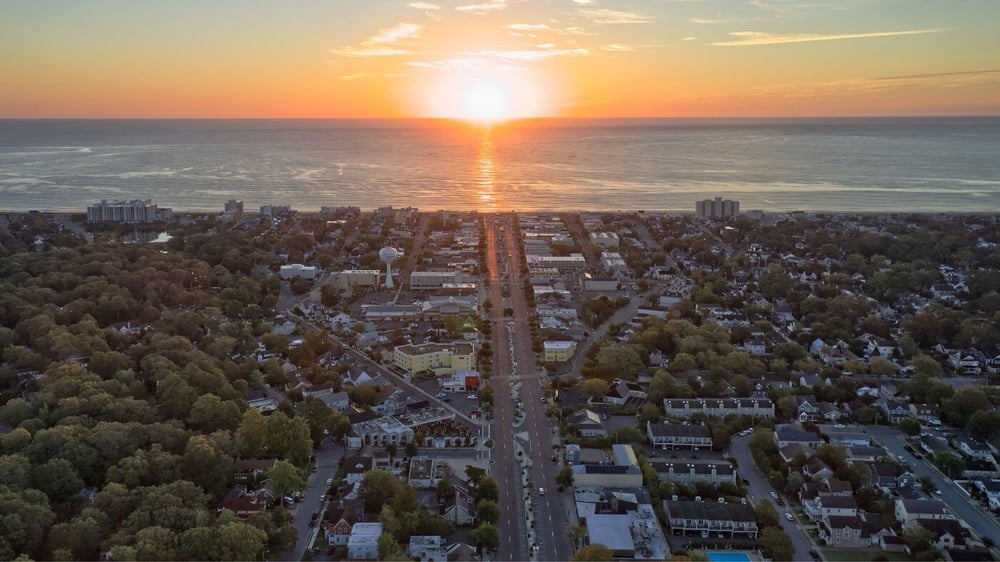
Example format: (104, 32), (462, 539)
(544, 341), (577, 362)
(392, 342), (475, 375)
(334, 270), (380, 290)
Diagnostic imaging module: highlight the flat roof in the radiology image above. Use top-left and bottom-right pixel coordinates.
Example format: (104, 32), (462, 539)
(586, 514), (635, 552)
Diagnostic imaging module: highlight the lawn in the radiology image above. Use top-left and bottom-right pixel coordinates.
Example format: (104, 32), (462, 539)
(821, 549), (910, 562)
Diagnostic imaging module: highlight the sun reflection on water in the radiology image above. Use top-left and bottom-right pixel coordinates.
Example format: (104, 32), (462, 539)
(477, 129), (498, 210)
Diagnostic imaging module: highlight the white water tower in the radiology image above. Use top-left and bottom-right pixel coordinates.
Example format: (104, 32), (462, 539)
(379, 246), (400, 289)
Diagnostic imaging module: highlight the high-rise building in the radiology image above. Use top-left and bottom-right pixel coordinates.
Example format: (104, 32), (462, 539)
(224, 199), (244, 216)
(86, 199), (159, 223)
(695, 197), (740, 219)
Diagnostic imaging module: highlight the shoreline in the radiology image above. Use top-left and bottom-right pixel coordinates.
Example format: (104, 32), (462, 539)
(3, 208), (999, 217)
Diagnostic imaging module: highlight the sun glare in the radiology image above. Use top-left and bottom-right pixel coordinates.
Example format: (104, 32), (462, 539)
(415, 68), (553, 122)
(462, 81), (511, 123)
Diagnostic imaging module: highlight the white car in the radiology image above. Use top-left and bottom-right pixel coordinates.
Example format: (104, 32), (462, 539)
(467, 394), (478, 400)
(538, 487), (545, 495)
(435, 392), (447, 398)
(785, 512), (794, 521)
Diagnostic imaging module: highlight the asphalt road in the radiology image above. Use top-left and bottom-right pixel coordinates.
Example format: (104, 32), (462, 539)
(865, 425), (1000, 545)
(729, 434), (814, 561)
(501, 218), (572, 562)
(279, 439), (346, 561)
(484, 214), (529, 561)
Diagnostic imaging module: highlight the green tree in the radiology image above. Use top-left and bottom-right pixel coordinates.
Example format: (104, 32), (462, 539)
(377, 533), (407, 561)
(573, 544), (613, 561)
(477, 499), (500, 524)
(268, 460), (306, 500)
(582, 378), (609, 402)
(556, 465), (575, 489)
(238, 408), (269, 458)
(902, 524), (936, 556)
(759, 527), (794, 561)
(967, 409), (1000, 441)
(360, 470), (402, 514)
(898, 418), (921, 436)
(33, 458), (84, 502)
(214, 520), (268, 561)
(933, 452), (965, 478)
(187, 394), (242, 433)
(181, 435), (233, 497)
(134, 526), (178, 561)
(945, 387), (990, 427)
(477, 476), (499, 503)
(470, 523), (500, 554)
(754, 499), (779, 528)
(465, 466), (486, 489)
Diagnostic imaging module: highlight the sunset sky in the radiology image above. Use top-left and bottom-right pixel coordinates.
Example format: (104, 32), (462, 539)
(2, 0), (999, 118)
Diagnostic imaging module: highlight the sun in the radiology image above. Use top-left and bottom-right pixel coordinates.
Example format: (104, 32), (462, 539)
(461, 81), (511, 123)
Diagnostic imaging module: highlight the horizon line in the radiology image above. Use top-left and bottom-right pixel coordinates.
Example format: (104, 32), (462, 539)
(2, 113), (1000, 121)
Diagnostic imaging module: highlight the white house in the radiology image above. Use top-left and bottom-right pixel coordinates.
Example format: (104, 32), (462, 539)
(407, 536), (447, 562)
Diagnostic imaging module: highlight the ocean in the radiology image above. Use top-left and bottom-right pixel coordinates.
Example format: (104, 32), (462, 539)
(1, 117), (998, 213)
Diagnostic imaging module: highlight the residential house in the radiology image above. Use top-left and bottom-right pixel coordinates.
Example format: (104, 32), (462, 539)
(909, 403), (935, 422)
(324, 501), (363, 545)
(795, 395), (822, 422)
(347, 522), (383, 560)
(219, 494), (267, 518)
(803, 457), (834, 481)
(895, 499), (953, 527)
(662, 500), (758, 538)
(344, 456), (375, 485)
(662, 398), (775, 419)
(956, 438), (995, 461)
(973, 480), (1000, 511)
(605, 380), (647, 407)
(819, 515), (863, 547)
(846, 445), (887, 463)
(774, 426), (823, 449)
(914, 519), (968, 551)
(408, 457), (437, 489)
(233, 459), (276, 483)
(880, 400), (912, 424)
(870, 462), (918, 491)
(646, 422), (713, 450)
(649, 460), (738, 486)
(962, 458), (1000, 479)
(570, 409), (607, 438)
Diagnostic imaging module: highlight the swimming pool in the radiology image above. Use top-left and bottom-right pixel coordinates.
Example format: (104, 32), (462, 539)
(707, 552), (752, 562)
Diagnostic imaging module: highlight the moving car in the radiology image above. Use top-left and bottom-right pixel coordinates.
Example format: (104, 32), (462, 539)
(785, 512), (794, 521)
(538, 487), (545, 495)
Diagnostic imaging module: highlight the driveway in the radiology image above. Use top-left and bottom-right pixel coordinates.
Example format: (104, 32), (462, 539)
(729, 434), (814, 561)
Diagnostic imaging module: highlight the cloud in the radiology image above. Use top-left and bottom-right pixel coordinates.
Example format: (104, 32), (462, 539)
(341, 73), (370, 81)
(711, 28), (943, 46)
(872, 68), (1000, 81)
(572, 0), (593, 4)
(506, 23), (591, 37)
(579, 8), (653, 24)
(681, 36), (697, 41)
(407, 2), (440, 9)
(602, 43), (634, 52)
(508, 23), (553, 31)
(455, 0), (506, 14)
(331, 22), (423, 57)
(472, 48), (590, 61)
(689, 16), (762, 24)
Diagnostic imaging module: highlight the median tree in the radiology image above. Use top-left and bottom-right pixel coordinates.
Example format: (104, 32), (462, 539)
(754, 499), (779, 528)
(759, 527), (794, 562)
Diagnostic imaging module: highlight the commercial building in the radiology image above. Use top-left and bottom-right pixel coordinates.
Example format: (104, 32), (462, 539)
(347, 522), (383, 560)
(600, 252), (629, 274)
(410, 271), (462, 290)
(584, 503), (668, 560)
(223, 199), (244, 217)
(544, 341), (577, 362)
(279, 264), (318, 280)
(695, 197), (740, 219)
(260, 204), (291, 218)
(392, 342), (475, 375)
(589, 231), (620, 249)
(662, 398), (775, 419)
(646, 422), (713, 450)
(526, 254), (588, 272)
(663, 500), (758, 538)
(334, 270), (380, 290)
(86, 199), (159, 223)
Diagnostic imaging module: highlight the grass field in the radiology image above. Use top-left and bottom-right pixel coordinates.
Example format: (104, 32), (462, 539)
(820, 549), (910, 562)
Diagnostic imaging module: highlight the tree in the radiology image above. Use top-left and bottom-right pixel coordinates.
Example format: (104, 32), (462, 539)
(919, 476), (937, 495)
(898, 418), (921, 436)
(477, 476), (499, 503)
(868, 357), (895, 377)
(360, 470), (402, 514)
(477, 499), (499, 524)
(32, 458), (84, 502)
(465, 466), (486, 489)
(134, 526), (178, 561)
(945, 387), (990, 427)
(967, 409), (1000, 441)
(377, 533), (407, 561)
(556, 465), (575, 489)
(436, 477), (455, 503)
(582, 378), (609, 402)
(187, 394), (242, 433)
(405, 441), (418, 458)
(902, 524), (936, 557)
(214, 520), (268, 561)
(470, 523), (500, 554)
(933, 452), (965, 478)
(573, 544), (613, 561)
(238, 409), (269, 457)
(268, 460), (306, 500)
(759, 527), (794, 561)
(754, 499), (779, 528)
(910, 354), (942, 377)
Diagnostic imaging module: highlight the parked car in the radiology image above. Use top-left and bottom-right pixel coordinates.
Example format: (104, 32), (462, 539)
(785, 512), (794, 521)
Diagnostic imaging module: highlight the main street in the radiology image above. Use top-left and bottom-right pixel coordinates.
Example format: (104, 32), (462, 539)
(729, 434), (814, 561)
(484, 214), (528, 561)
(498, 216), (572, 562)
(866, 425), (1000, 545)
